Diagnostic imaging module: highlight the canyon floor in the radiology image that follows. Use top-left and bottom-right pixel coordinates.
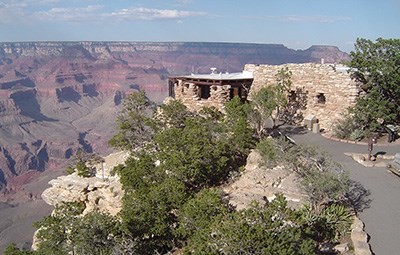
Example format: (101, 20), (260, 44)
(0, 167), (65, 253)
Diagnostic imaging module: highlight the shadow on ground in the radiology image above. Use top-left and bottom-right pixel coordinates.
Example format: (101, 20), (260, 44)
(347, 180), (372, 213)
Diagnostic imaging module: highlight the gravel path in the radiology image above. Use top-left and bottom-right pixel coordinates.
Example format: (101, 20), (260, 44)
(287, 128), (400, 255)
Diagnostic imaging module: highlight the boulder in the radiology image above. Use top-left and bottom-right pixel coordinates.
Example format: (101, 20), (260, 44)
(223, 150), (309, 210)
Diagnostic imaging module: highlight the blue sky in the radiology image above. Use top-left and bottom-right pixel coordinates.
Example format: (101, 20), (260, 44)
(0, 0), (399, 52)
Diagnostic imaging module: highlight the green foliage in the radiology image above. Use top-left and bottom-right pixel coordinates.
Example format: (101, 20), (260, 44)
(154, 116), (231, 190)
(71, 211), (123, 255)
(156, 99), (192, 129)
(66, 166), (75, 175)
(110, 97), (256, 253)
(185, 194), (317, 255)
(320, 204), (353, 241)
(256, 137), (279, 167)
(75, 160), (92, 177)
(33, 202), (84, 254)
(250, 86), (279, 135)
(176, 189), (232, 240)
(65, 150), (103, 177)
(333, 111), (361, 140)
(29, 93), (354, 254)
(4, 244), (37, 255)
(256, 138), (350, 210)
(347, 38), (400, 133)
(249, 67), (293, 136)
(33, 202), (124, 255)
(349, 129), (364, 141)
(120, 176), (189, 239)
(224, 96), (256, 157)
(109, 91), (155, 151)
(301, 204), (353, 242)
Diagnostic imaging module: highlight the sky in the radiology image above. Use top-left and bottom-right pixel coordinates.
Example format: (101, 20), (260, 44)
(0, 0), (399, 52)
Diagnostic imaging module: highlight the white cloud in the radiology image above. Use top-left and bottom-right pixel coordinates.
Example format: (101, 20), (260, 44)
(35, 5), (104, 22)
(175, 0), (193, 3)
(0, 2), (208, 24)
(245, 15), (351, 23)
(0, 1), (27, 24)
(104, 7), (207, 21)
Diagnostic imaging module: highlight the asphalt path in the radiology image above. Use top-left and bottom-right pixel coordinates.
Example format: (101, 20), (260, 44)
(286, 127), (400, 255)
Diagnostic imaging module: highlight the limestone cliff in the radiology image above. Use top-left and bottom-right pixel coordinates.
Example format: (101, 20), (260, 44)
(41, 151), (129, 216)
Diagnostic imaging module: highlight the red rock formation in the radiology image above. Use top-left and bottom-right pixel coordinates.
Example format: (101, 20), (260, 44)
(0, 41), (350, 196)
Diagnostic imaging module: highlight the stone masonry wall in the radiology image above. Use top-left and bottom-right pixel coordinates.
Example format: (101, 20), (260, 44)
(173, 79), (231, 111)
(245, 63), (360, 131)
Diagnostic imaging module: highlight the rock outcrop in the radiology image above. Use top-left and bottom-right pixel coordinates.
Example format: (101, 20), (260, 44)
(223, 150), (309, 210)
(41, 151), (129, 216)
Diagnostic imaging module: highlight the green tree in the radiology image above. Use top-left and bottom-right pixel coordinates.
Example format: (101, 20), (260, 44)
(34, 202), (125, 255)
(156, 99), (192, 129)
(185, 195), (317, 255)
(176, 188), (232, 240)
(109, 91), (156, 151)
(4, 244), (37, 255)
(224, 96), (256, 159)
(112, 99), (254, 253)
(249, 67), (292, 137)
(72, 211), (123, 255)
(348, 38), (400, 133)
(154, 116), (231, 190)
(33, 202), (85, 255)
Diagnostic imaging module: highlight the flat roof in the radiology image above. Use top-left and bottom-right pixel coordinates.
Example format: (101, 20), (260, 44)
(171, 71), (253, 80)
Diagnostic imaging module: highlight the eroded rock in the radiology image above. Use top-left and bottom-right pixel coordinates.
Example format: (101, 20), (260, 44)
(223, 150), (309, 210)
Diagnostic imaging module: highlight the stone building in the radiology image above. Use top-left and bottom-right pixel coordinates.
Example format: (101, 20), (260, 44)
(168, 68), (254, 111)
(245, 63), (360, 131)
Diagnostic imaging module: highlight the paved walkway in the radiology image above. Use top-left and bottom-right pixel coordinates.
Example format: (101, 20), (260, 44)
(286, 128), (400, 255)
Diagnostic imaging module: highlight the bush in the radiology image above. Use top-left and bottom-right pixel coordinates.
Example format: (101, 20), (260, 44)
(333, 112), (360, 139)
(349, 129), (364, 141)
(185, 195), (317, 255)
(301, 204), (353, 242)
(75, 160), (93, 177)
(256, 137), (350, 210)
(256, 137), (280, 167)
(176, 189), (232, 240)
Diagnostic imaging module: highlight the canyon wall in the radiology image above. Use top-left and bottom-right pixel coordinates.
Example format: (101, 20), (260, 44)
(0, 41), (350, 195)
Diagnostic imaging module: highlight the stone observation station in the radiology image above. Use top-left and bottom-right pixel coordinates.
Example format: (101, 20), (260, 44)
(245, 63), (360, 131)
(168, 68), (254, 110)
(169, 63), (360, 132)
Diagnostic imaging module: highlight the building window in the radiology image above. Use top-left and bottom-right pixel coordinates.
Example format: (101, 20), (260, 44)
(230, 87), (241, 99)
(316, 93), (326, 104)
(199, 85), (211, 99)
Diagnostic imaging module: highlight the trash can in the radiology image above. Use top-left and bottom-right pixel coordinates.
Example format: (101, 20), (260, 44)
(304, 114), (317, 130)
(312, 122), (320, 133)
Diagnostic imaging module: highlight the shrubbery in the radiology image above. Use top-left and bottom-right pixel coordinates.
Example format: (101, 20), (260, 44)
(256, 137), (350, 211)
(21, 93), (353, 255)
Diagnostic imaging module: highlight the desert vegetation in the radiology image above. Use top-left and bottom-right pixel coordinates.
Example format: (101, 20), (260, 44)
(333, 38), (400, 141)
(6, 76), (355, 254)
